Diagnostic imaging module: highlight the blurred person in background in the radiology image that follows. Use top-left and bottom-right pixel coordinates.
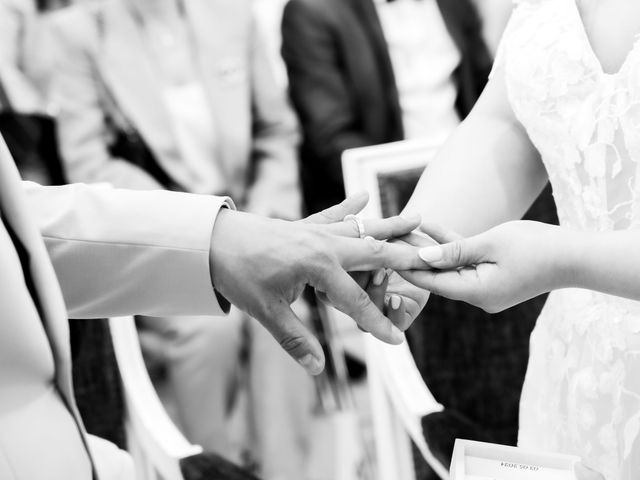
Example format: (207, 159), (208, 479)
(282, 0), (557, 474)
(282, 0), (491, 215)
(47, 0), (313, 478)
(0, 0), (75, 112)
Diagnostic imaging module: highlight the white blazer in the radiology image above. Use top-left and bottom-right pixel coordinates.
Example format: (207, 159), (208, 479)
(0, 135), (232, 479)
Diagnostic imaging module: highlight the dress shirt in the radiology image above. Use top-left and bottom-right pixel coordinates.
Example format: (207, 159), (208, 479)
(374, 0), (461, 142)
(163, 82), (226, 195)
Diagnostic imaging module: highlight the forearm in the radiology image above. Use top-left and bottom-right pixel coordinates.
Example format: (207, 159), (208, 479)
(403, 77), (547, 237)
(562, 229), (640, 301)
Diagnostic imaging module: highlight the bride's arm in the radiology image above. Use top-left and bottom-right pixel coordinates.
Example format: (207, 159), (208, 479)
(403, 221), (640, 313)
(403, 68), (548, 236)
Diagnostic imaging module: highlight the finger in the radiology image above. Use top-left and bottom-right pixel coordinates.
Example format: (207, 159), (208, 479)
(419, 222), (464, 244)
(352, 271), (371, 290)
(385, 294), (409, 331)
(257, 301), (325, 375)
(399, 268), (479, 303)
(313, 266), (404, 345)
(574, 463), (606, 480)
(325, 214), (422, 240)
(417, 237), (486, 269)
(336, 236), (429, 271)
(365, 268), (388, 312)
(395, 230), (438, 248)
(302, 192), (369, 225)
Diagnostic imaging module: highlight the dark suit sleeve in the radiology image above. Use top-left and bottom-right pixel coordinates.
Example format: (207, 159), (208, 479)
(281, 0), (373, 186)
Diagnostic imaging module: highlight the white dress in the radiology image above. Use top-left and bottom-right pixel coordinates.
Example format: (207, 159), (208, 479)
(495, 0), (640, 478)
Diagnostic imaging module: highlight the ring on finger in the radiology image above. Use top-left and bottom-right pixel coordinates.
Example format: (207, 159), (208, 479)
(344, 214), (366, 239)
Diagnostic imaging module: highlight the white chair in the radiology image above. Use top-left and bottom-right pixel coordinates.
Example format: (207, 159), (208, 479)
(109, 316), (202, 480)
(340, 139), (450, 480)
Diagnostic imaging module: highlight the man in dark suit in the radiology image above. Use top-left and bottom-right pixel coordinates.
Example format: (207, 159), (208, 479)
(282, 1), (557, 476)
(282, 0), (491, 214)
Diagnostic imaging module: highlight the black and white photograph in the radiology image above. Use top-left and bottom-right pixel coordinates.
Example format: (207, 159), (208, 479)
(0, 0), (638, 479)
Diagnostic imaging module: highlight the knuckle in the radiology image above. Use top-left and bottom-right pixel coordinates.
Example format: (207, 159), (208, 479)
(279, 335), (309, 357)
(318, 209), (336, 224)
(347, 288), (372, 316)
(449, 241), (464, 264)
(366, 237), (386, 255)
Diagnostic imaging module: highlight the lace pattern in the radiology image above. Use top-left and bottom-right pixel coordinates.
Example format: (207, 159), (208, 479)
(495, 0), (640, 477)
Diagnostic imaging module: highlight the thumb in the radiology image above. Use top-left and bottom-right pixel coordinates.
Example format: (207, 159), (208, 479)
(258, 302), (326, 375)
(418, 237), (483, 269)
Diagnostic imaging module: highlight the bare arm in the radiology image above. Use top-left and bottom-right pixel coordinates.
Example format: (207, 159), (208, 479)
(403, 68), (548, 236)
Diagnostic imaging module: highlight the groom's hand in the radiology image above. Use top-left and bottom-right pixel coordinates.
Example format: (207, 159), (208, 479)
(209, 194), (428, 375)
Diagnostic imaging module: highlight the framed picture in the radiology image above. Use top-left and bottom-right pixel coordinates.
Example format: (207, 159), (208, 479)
(341, 138), (438, 218)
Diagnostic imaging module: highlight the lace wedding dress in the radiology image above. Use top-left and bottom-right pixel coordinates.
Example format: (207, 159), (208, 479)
(494, 0), (640, 478)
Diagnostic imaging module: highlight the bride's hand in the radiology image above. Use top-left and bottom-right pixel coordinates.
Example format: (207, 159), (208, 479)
(400, 221), (574, 313)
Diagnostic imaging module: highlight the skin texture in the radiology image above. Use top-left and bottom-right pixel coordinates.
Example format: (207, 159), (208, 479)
(208, 193), (430, 375)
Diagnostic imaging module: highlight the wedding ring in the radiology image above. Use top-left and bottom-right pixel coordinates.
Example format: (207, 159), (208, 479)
(344, 214), (366, 239)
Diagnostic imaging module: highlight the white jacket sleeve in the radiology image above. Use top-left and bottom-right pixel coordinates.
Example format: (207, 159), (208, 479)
(23, 181), (234, 318)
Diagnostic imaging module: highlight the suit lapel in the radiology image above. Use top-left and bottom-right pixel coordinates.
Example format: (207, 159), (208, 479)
(0, 137), (96, 473)
(436, 0), (467, 57)
(96, 0), (178, 166)
(345, 0), (404, 138)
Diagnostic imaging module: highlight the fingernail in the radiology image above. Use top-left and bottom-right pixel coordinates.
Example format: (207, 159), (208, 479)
(419, 246), (443, 263)
(298, 354), (323, 375)
(391, 295), (401, 310)
(373, 268), (386, 286)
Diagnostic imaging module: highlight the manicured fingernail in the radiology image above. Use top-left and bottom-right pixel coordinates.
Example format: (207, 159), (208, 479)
(391, 295), (401, 310)
(298, 354), (323, 375)
(419, 246), (443, 263)
(373, 268), (386, 286)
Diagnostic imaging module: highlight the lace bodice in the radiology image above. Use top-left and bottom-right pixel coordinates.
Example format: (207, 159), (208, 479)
(495, 1), (640, 478)
(497, 0), (640, 232)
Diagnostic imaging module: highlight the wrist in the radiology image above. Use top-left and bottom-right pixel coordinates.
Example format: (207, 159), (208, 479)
(209, 208), (234, 312)
(550, 226), (586, 290)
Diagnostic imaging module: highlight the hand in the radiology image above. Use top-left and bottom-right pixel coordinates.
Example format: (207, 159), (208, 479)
(401, 221), (573, 313)
(362, 231), (437, 331)
(209, 193), (429, 374)
(575, 463), (606, 480)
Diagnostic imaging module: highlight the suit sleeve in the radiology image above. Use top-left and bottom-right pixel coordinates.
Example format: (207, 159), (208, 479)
(24, 181), (233, 318)
(245, 15), (302, 220)
(281, 0), (374, 186)
(47, 11), (163, 190)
